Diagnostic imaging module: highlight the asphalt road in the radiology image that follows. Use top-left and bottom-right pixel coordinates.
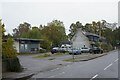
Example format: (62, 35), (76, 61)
(31, 50), (118, 79)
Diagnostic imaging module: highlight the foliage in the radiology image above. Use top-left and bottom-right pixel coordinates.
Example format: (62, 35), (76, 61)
(3, 57), (22, 72)
(1, 19), (22, 72)
(2, 38), (17, 58)
(40, 36), (51, 51)
(13, 22), (31, 37)
(41, 20), (68, 47)
(95, 42), (113, 51)
(68, 21), (83, 39)
(101, 43), (113, 51)
(0, 19), (4, 54)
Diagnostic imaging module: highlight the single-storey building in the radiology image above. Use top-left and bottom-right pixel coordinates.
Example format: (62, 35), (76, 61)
(14, 38), (43, 53)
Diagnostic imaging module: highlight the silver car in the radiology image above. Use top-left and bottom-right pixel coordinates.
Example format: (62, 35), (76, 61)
(69, 48), (81, 55)
(80, 47), (90, 53)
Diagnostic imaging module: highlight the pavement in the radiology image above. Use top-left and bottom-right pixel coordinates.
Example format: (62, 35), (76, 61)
(2, 50), (117, 80)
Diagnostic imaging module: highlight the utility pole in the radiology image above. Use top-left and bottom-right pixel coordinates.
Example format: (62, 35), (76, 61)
(99, 21), (102, 54)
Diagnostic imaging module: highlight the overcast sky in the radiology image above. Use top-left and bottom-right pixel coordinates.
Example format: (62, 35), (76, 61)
(0, 0), (119, 35)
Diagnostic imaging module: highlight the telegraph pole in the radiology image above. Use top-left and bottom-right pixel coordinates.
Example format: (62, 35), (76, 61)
(99, 21), (102, 54)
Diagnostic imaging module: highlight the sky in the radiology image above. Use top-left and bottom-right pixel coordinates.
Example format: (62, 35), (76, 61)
(0, 0), (119, 35)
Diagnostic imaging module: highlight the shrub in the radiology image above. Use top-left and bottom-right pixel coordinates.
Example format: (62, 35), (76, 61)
(2, 38), (17, 58)
(95, 42), (113, 52)
(100, 43), (113, 51)
(3, 57), (22, 72)
(2, 38), (22, 72)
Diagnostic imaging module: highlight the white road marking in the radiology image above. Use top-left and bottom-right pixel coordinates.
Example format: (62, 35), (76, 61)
(104, 63), (113, 70)
(114, 58), (118, 62)
(90, 74), (98, 80)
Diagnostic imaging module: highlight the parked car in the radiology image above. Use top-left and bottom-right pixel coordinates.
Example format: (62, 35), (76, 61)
(39, 47), (46, 53)
(90, 47), (103, 54)
(51, 47), (60, 54)
(69, 48), (81, 55)
(59, 46), (66, 53)
(59, 45), (72, 53)
(80, 47), (90, 53)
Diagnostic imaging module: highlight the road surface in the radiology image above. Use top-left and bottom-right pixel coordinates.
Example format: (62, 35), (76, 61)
(31, 50), (118, 79)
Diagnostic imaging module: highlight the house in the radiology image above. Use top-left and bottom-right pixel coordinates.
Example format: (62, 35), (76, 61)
(71, 28), (90, 48)
(14, 38), (43, 53)
(71, 28), (106, 48)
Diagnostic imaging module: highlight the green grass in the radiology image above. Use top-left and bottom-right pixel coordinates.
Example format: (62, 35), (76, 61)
(34, 53), (65, 58)
(63, 58), (80, 62)
(34, 54), (51, 58)
(63, 53), (106, 62)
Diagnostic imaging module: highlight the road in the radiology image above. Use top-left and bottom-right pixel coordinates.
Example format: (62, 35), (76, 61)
(31, 50), (118, 79)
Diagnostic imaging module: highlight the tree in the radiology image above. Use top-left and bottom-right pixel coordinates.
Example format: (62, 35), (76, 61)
(84, 23), (93, 32)
(0, 19), (5, 55)
(68, 21), (83, 39)
(13, 22), (31, 37)
(42, 20), (67, 47)
(1, 19), (22, 72)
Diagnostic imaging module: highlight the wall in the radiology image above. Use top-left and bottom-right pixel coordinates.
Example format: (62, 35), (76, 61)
(14, 41), (19, 53)
(71, 28), (90, 48)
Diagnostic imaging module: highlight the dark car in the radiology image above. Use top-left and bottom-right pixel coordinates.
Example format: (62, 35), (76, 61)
(90, 47), (103, 54)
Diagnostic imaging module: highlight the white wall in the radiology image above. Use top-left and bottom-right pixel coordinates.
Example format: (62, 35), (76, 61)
(71, 28), (90, 48)
(14, 41), (19, 53)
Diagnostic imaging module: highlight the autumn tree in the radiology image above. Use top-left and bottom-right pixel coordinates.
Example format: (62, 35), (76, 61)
(41, 20), (67, 47)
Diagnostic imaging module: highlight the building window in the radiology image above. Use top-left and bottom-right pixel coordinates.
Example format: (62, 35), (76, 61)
(25, 44), (28, 50)
(20, 44), (24, 50)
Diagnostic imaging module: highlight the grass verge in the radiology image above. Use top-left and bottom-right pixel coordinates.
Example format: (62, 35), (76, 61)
(63, 53), (107, 62)
(34, 53), (65, 58)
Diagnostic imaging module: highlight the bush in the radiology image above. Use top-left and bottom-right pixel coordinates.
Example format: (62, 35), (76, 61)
(95, 42), (113, 52)
(2, 38), (22, 72)
(101, 43), (113, 51)
(3, 57), (22, 72)
(2, 38), (17, 58)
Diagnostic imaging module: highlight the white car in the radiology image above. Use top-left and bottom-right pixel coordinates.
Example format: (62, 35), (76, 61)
(80, 47), (90, 53)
